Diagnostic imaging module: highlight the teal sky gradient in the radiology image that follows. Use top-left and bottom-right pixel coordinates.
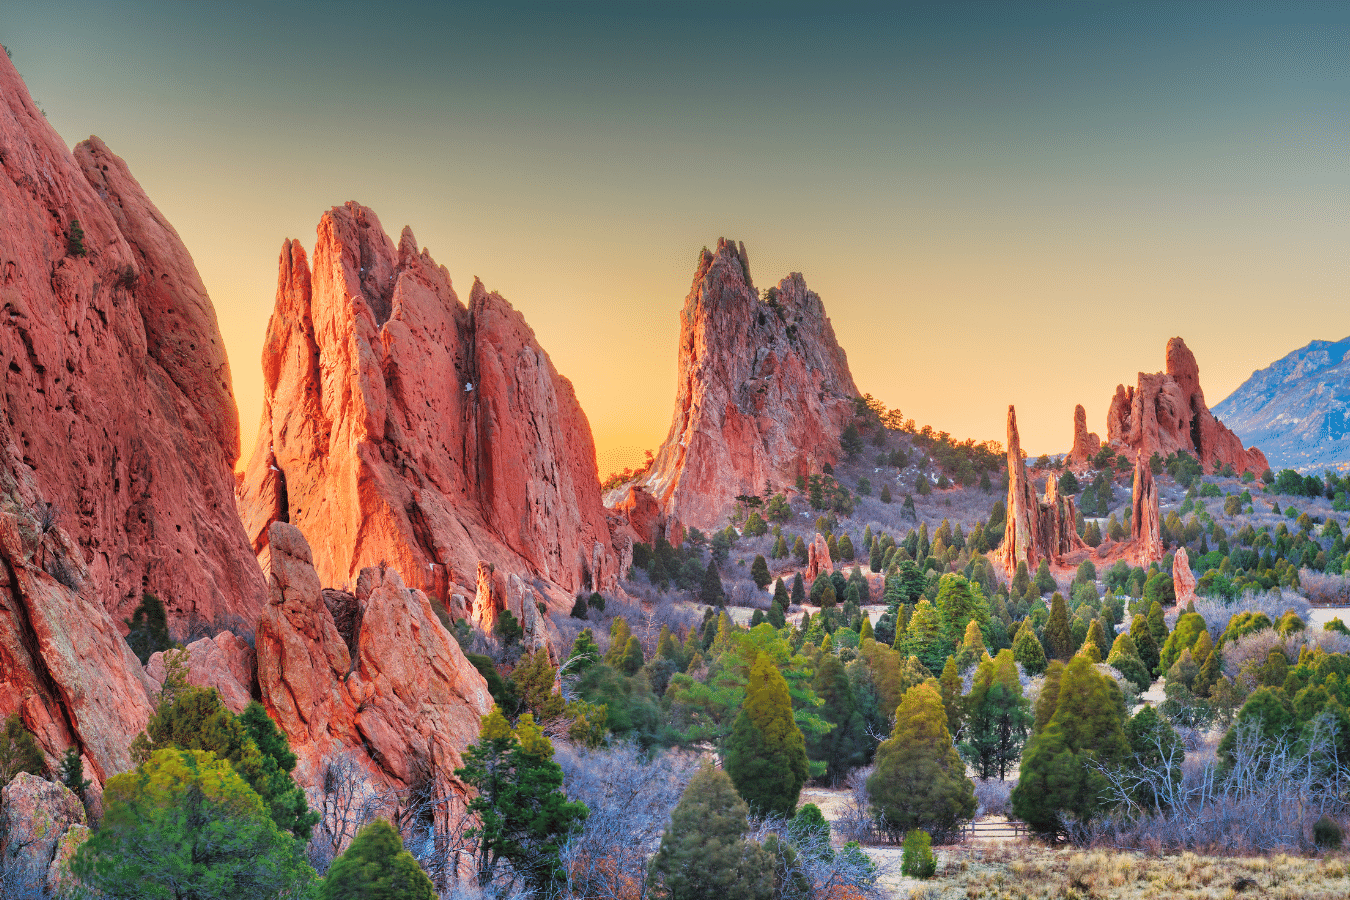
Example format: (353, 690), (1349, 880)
(3, 2), (1347, 471)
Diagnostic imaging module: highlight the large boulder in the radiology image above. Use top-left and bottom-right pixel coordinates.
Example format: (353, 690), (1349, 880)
(145, 630), (257, 714)
(1, 773), (85, 888)
(629, 239), (859, 531)
(237, 205), (621, 616)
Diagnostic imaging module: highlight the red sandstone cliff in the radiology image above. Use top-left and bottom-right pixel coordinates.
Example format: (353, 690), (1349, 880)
(237, 204), (622, 619)
(1106, 338), (1269, 477)
(631, 239), (859, 531)
(0, 53), (265, 778)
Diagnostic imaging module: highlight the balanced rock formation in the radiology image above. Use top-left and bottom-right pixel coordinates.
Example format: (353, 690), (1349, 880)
(630, 239), (859, 531)
(0, 53), (266, 632)
(1105, 338), (1269, 477)
(805, 533), (833, 583)
(1131, 456), (1163, 564)
(256, 522), (491, 798)
(1065, 404), (1101, 469)
(997, 406), (1086, 578)
(1173, 546), (1197, 608)
(238, 204), (622, 616)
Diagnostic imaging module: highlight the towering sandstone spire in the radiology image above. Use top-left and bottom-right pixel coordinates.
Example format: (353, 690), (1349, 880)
(237, 203), (623, 619)
(627, 238), (859, 531)
(997, 406), (1086, 578)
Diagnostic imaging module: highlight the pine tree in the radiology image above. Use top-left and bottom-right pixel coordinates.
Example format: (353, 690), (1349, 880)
(1084, 619), (1109, 662)
(790, 572), (806, 606)
(959, 649), (1032, 780)
(751, 555), (772, 589)
(1034, 560), (1056, 595)
(1012, 619), (1047, 676)
(1124, 705), (1181, 810)
(1147, 601), (1167, 646)
(955, 618), (987, 673)
(702, 560), (727, 606)
(901, 598), (948, 673)
(1130, 614), (1161, 678)
(772, 578), (789, 611)
(867, 681), (976, 841)
(724, 655), (809, 817)
(648, 764), (774, 900)
(935, 574), (989, 651)
(1043, 593), (1073, 661)
(1012, 655), (1128, 837)
(1106, 631), (1151, 692)
(567, 628), (602, 675)
(456, 708), (589, 892)
(321, 819), (435, 900)
(58, 746), (91, 799)
(859, 616), (874, 642)
(125, 591), (172, 664)
(939, 657), (964, 739)
(793, 536), (808, 564)
(808, 653), (868, 782)
(605, 618), (633, 667)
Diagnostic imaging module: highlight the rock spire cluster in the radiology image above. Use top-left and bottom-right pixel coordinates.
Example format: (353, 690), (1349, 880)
(997, 406), (1087, 578)
(1131, 456), (1163, 565)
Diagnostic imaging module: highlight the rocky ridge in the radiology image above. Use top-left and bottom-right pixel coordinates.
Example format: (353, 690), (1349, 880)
(237, 204), (624, 623)
(629, 239), (859, 531)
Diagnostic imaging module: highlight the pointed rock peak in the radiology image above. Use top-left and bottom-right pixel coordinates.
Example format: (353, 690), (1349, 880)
(1006, 405), (1022, 460)
(398, 225), (419, 263)
(698, 236), (753, 291)
(1166, 336), (1202, 399)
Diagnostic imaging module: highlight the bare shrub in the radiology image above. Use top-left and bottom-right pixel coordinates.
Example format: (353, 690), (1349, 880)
(307, 752), (394, 873)
(1300, 571), (1350, 606)
(1178, 590), (1311, 640)
(745, 813), (886, 899)
(973, 778), (1013, 818)
(555, 742), (699, 900)
(1091, 711), (1350, 854)
(835, 765), (883, 845)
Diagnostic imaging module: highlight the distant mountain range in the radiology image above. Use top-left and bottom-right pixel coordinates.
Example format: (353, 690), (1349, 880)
(1213, 337), (1350, 473)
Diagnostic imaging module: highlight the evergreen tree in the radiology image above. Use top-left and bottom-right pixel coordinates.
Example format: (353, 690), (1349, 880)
(702, 560), (726, 606)
(751, 555), (772, 590)
(724, 655), (809, 816)
(1130, 614), (1161, 679)
(938, 657), (964, 739)
(772, 578), (790, 612)
(955, 618), (987, 673)
(808, 653), (868, 782)
(455, 708), (589, 892)
(125, 591), (172, 664)
(1034, 560), (1056, 596)
(867, 682), (976, 840)
(58, 746), (91, 800)
(1012, 656), (1128, 837)
(605, 618), (633, 667)
(935, 574), (989, 651)
(959, 649), (1032, 780)
(790, 572), (806, 607)
(647, 764), (774, 900)
(567, 628), (602, 676)
(1043, 593), (1073, 661)
(1147, 601), (1167, 646)
(1012, 619), (1047, 676)
(1084, 619), (1110, 662)
(793, 536), (808, 564)
(1124, 706), (1182, 810)
(1106, 632), (1152, 692)
(321, 819), (435, 900)
(900, 598), (949, 673)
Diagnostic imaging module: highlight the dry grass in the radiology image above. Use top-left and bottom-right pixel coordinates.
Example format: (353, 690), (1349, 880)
(873, 843), (1350, 900)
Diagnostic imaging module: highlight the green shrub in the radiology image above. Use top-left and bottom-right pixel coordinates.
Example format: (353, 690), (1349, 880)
(1314, 815), (1343, 850)
(901, 829), (936, 878)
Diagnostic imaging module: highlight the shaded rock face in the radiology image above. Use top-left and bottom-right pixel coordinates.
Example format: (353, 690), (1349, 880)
(1065, 404), (1101, 469)
(256, 522), (490, 800)
(1173, 547), (1197, 608)
(1, 772), (85, 890)
(633, 239), (859, 531)
(1131, 456), (1163, 565)
(610, 484), (679, 546)
(1105, 338), (1269, 477)
(805, 533), (833, 583)
(997, 406), (1086, 578)
(0, 54), (266, 632)
(238, 204), (619, 614)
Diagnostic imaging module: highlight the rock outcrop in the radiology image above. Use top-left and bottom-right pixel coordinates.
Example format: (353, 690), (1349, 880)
(630, 239), (859, 531)
(1065, 404), (1101, 469)
(1, 772), (85, 892)
(609, 484), (681, 546)
(0, 52), (266, 632)
(1173, 546), (1196, 608)
(256, 522), (491, 798)
(997, 406), (1087, 578)
(805, 533), (833, 584)
(1105, 338), (1269, 477)
(238, 204), (622, 616)
(145, 631), (257, 714)
(1131, 456), (1163, 564)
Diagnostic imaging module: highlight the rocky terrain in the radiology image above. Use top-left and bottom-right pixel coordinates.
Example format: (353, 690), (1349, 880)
(1212, 336), (1350, 472)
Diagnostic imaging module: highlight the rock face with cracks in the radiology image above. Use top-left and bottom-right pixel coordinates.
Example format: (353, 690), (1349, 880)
(1105, 338), (1269, 477)
(806, 532), (833, 583)
(1173, 546), (1197, 608)
(238, 203), (623, 620)
(997, 406), (1087, 578)
(631, 238), (859, 531)
(255, 522), (491, 802)
(1131, 456), (1164, 565)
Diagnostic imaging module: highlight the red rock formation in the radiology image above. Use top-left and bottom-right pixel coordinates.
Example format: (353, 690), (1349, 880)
(238, 205), (621, 613)
(145, 631), (257, 714)
(256, 522), (491, 797)
(1173, 546), (1197, 608)
(1105, 338), (1269, 477)
(997, 406), (1087, 578)
(805, 533), (833, 583)
(1131, 456), (1163, 565)
(610, 484), (680, 546)
(0, 53), (265, 632)
(632, 239), (859, 531)
(1065, 404), (1101, 469)
(1, 773), (85, 887)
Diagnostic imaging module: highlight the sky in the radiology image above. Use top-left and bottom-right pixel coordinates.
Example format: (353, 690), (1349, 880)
(3, 2), (1347, 474)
